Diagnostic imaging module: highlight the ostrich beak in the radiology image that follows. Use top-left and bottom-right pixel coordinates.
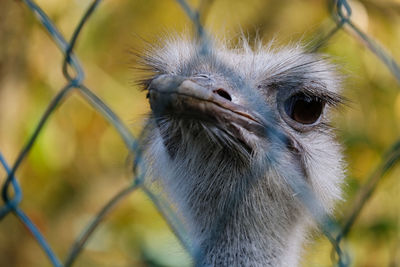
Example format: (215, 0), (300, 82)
(147, 74), (265, 136)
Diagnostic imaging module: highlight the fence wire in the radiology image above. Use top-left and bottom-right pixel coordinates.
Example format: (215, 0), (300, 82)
(0, 0), (399, 266)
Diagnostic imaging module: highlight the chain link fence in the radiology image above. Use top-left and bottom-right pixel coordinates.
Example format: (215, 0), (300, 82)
(0, 0), (399, 266)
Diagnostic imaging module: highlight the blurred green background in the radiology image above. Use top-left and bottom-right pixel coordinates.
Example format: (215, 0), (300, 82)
(0, 0), (399, 266)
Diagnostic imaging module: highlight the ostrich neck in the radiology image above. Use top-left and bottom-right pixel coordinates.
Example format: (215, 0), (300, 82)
(161, 145), (308, 267)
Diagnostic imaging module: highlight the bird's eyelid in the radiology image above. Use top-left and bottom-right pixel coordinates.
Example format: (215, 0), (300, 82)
(297, 87), (346, 107)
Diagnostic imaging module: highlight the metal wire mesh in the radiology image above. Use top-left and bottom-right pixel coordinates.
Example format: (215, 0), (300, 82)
(0, 0), (399, 266)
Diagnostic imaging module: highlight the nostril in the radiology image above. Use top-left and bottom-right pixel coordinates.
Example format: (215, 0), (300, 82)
(213, 88), (232, 101)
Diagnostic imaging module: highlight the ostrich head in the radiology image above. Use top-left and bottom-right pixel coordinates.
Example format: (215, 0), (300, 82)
(139, 36), (345, 266)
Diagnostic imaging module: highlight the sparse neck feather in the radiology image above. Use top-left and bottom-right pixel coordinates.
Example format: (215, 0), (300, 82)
(147, 129), (310, 267)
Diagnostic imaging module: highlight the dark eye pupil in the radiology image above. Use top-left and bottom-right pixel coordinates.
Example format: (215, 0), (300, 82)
(285, 94), (323, 125)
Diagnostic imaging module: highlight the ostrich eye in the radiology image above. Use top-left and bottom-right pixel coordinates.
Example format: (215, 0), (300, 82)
(284, 93), (324, 125)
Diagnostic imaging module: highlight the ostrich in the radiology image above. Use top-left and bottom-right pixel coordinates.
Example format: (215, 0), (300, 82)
(139, 36), (345, 266)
